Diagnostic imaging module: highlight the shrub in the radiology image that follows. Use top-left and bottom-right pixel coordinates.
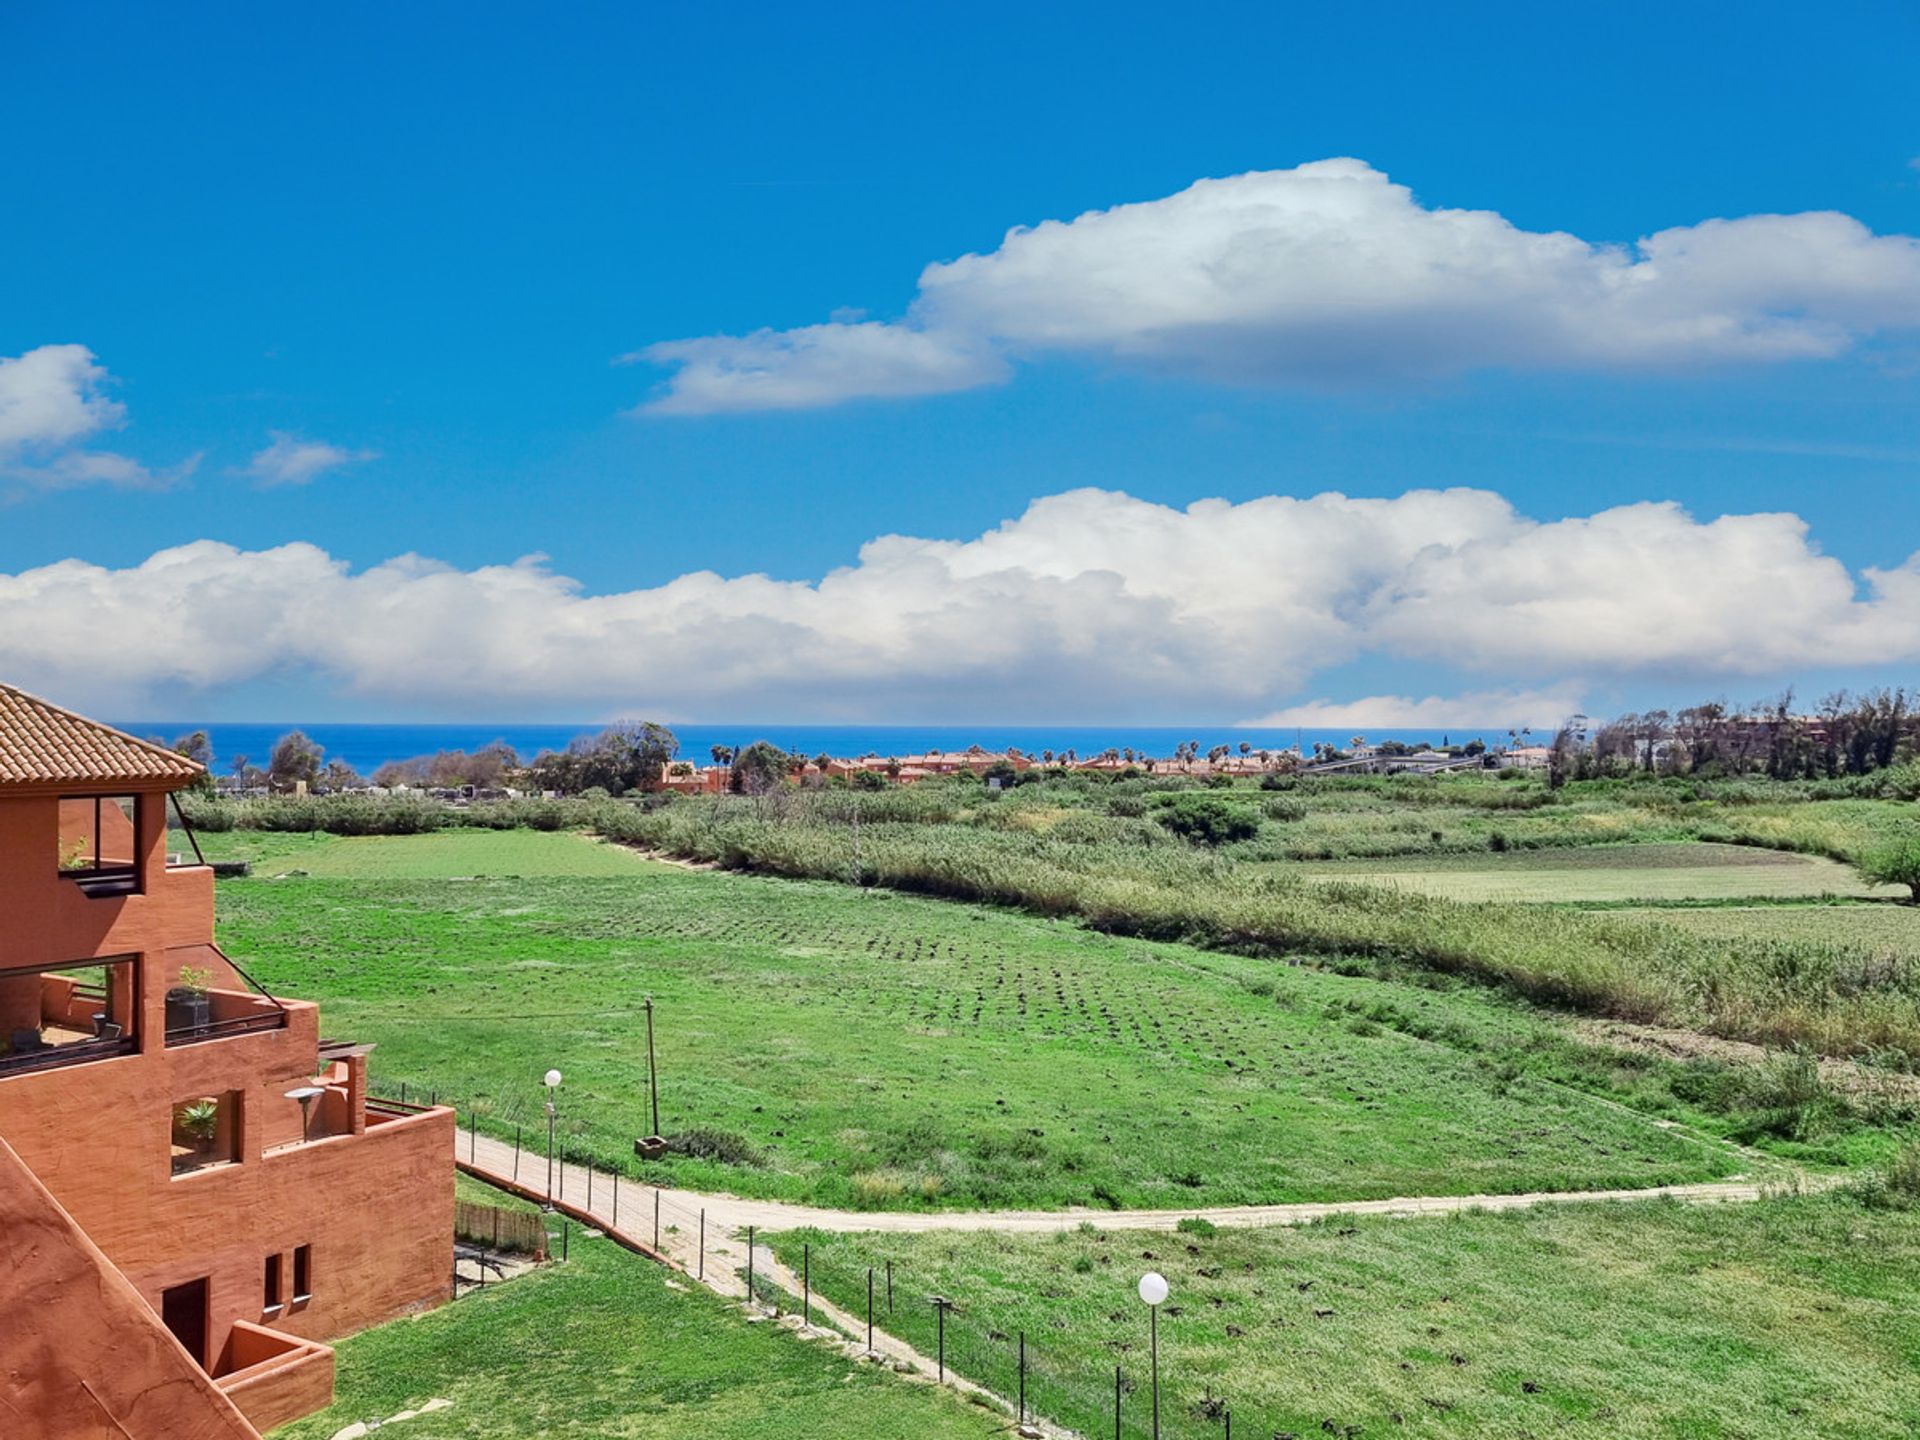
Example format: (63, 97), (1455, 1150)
(1175, 1216), (1218, 1236)
(662, 1128), (762, 1167)
(1857, 831), (1920, 901)
(1153, 794), (1259, 847)
(1853, 1144), (1920, 1209)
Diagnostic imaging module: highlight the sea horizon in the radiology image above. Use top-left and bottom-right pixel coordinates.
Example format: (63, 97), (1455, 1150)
(115, 720), (1520, 777)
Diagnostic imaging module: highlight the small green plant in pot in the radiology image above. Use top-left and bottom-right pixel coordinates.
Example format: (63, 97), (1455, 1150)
(165, 964), (215, 1035)
(174, 1098), (220, 1148)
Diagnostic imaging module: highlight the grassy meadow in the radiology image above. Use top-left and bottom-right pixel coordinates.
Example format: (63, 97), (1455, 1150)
(189, 772), (1920, 1440)
(769, 1189), (1920, 1440)
(586, 775), (1920, 1059)
(217, 852), (1762, 1210)
(275, 1192), (997, 1440)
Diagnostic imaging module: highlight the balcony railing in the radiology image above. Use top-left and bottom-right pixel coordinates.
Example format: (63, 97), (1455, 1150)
(163, 943), (290, 1048)
(165, 989), (288, 1047)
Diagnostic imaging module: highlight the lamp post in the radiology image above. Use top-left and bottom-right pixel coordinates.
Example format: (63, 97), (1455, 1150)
(1138, 1271), (1168, 1440)
(543, 1068), (562, 1211)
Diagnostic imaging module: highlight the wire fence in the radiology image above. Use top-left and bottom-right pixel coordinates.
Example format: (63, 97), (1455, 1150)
(411, 1080), (1255, 1440)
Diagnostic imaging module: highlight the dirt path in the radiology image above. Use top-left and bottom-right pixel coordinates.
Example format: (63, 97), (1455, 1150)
(466, 1131), (1801, 1241)
(458, 1131), (1819, 1438)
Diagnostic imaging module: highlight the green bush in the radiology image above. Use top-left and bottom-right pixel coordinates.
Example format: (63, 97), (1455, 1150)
(1153, 793), (1259, 847)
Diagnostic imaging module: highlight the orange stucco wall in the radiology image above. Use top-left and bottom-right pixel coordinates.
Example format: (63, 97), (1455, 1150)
(0, 785), (454, 1430)
(0, 1135), (263, 1440)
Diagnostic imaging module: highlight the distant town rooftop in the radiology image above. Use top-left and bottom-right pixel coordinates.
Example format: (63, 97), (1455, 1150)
(0, 681), (205, 790)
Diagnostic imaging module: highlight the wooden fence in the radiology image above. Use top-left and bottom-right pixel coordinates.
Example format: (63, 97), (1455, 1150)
(455, 1199), (548, 1258)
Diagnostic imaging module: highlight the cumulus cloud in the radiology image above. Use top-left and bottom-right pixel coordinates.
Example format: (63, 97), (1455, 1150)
(243, 431), (378, 488)
(1246, 688), (1587, 732)
(6, 486), (1920, 719)
(637, 159), (1920, 412)
(0, 343), (192, 494)
(631, 322), (1006, 415)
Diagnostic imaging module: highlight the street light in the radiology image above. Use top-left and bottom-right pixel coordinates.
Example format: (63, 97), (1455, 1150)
(543, 1069), (563, 1211)
(1138, 1271), (1168, 1440)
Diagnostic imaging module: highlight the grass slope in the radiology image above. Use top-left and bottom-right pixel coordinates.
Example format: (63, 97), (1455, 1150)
(273, 1225), (995, 1439)
(213, 838), (1743, 1211)
(771, 1192), (1920, 1440)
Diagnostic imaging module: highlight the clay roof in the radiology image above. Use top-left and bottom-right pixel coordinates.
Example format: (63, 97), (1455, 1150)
(0, 682), (205, 790)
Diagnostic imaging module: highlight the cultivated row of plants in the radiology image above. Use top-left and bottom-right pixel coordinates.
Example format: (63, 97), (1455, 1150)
(584, 787), (1920, 1062)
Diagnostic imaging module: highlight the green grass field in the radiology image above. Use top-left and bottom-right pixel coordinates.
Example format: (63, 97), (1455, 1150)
(213, 832), (1758, 1212)
(194, 826), (666, 877)
(1295, 841), (1893, 902)
(769, 1190), (1920, 1440)
(274, 1212), (996, 1439)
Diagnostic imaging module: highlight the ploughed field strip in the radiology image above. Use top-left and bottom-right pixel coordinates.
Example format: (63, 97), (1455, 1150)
(215, 841), (1743, 1213)
(1293, 841), (1895, 903)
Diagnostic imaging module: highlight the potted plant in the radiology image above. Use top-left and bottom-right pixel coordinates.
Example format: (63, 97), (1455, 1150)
(172, 1098), (220, 1152)
(165, 964), (214, 1036)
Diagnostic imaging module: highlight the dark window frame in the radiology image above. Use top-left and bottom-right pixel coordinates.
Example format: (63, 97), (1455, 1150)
(57, 793), (145, 893)
(292, 1244), (312, 1303)
(263, 1253), (283, 1311)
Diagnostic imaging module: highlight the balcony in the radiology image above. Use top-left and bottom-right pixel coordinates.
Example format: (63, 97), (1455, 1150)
(213, 1321), (335, 1432)
(0, 960), (138, 1079)
(162, 942), (292, 1049)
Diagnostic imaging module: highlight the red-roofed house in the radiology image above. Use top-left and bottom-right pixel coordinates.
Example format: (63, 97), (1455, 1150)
(0, 682), (455, 1438)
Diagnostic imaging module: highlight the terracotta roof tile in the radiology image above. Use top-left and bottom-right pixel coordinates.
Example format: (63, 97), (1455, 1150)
(0, 682), (205, 790)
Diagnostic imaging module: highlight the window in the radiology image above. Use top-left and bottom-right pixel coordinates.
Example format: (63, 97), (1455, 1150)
(170, 1091), (240, 1176)
(58, 794), (143, 893)
(292, 1245), (312, 1302)
(263, 1253), (283, 1311)
(0, 956), (138, 1076)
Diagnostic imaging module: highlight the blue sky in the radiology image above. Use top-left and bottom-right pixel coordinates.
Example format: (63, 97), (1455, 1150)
(2, 3), (1918, 723)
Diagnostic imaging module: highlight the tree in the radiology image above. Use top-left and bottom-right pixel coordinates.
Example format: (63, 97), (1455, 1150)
(169, 731), (216, 795)
(1858, 833), (1920, 903)
(711, 744), (735, 767)
(268, 731), (324, 792)
(729, 740), (790, 795)
(318, 758), (364, 793)
(528, 722), (678, 795)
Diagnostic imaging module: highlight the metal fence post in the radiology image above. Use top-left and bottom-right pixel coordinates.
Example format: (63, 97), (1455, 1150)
(866, 1266), (874, 1353)
(1114, 1365), (1122, 1440)
(1019, 1331), (1027, 1427)
(469, 1108), (477, 1162)
(587, 1162), (593, 1214)
(653, 1188), (660, 1251)
(562, 1218), (570, 1262)
(934, 1297), (947, 1383)
(886, 1259), (893, 1314)
(747, 1225), (755, 1307)
(698, 1207), (706, 1282)
(613, 1170), (619, 1228)
(514, 1124), (521, 1183)
(802, 1242), (811, 1329)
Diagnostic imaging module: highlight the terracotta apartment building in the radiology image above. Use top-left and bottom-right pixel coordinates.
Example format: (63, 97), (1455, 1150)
(0, 683), (454, 1438)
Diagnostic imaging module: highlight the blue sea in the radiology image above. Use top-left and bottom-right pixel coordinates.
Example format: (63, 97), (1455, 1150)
(117, 722), (1506, 777)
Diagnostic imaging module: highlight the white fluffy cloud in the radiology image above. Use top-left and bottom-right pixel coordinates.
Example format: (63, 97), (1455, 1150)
(639, 160), (1920, 412)
(1247, 688), (1588, 732)
(0, 344), (191, 494)
(632, 322), (1006, 416)
(243, 432), (378, 488)
(5, 487), (1919, 718)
